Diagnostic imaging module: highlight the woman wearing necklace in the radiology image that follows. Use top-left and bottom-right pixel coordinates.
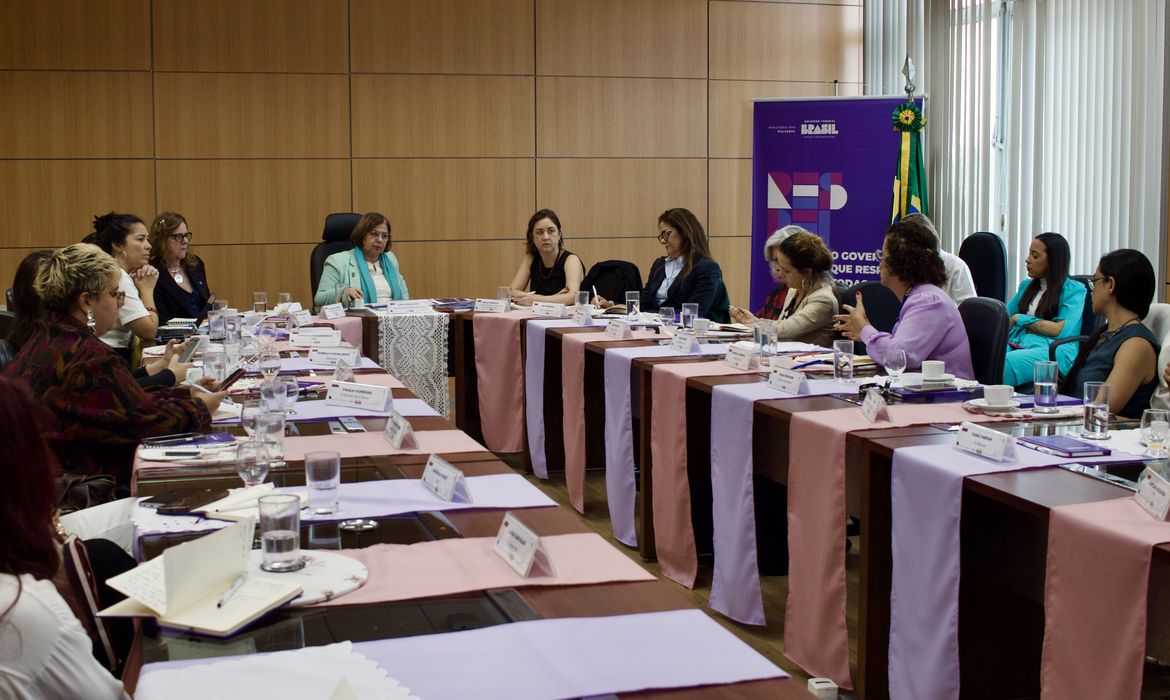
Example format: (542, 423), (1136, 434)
(507, 209), (584, 306)
(85, 212), (158, 361)
(314, 212), (408, 310)
(149, 212), (213, 326)
(1060, 249), (1158, 418)
(834, 217), (974, 379)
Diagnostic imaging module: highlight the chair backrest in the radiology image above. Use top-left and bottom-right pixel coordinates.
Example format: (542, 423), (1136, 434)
(5, 287), (12, 308)
(1144, 303), (1170, 411)
(847, 281), (902, 333)
(958, 231), (1008, 301)
(0, 338), (13, 370)
(61, 536), (121, 672)
(958, 297), (1010, 385)
(309, 213), (362, 295)
(0, 309), (13, 340)
(582, 260), (643, 302)
(1068, 275), (1106, 334)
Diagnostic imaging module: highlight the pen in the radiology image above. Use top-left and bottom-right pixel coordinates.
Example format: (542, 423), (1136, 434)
(217, 573), (247, 608)
(791, 359), (824, 370)
(592, 285), (599, 302)
(164, 450), (200, 457)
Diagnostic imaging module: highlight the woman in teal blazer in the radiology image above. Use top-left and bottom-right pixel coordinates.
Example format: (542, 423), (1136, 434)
(314, 212), (409, 310)
(1003, 233), (1085, 386)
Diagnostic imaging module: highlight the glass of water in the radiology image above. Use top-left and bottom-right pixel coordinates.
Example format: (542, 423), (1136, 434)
(1141, 408), (1170, 457)
(833, 339), (855, 382)
(575, 290), (590, 307)
(235, 438), (271, 487)
(252, 291), (268, 314)
(497, 286), (512, 302)
(278, 292), (292, 306)
(625, 291), (641, 321)
(884, 347), (907, 384)
(259, 350), (281, 380)
(1032, 360), (1060, 414)
(241, 399), (262, 437)
(207, 308), (226, 340)
(304, 451), (341, 515)
(260, 380), (288, 413)
(658, 306), (675, 329)
(258, 494), (305, 573)
(258, 410), (287, 467)
(283, 378), (300, 414)
(205, 350), (229, 384)
(1080, 381), (1110, 440)
(223, 338), (242, 368)
(680, 303), (699, 329)
(754, 322), (778, 357)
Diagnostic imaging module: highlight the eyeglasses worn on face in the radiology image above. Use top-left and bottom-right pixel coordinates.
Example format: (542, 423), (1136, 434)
(657, 229), (674, 245)
(100, 289), (126, 304)
(169, 233), (193, 243)
(368, 232), (391, 241)
(1089, 275), (1109, 290)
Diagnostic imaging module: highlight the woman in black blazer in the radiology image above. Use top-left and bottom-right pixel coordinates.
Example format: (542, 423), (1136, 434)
(148, 212), (213, 325)
(596, 208), (729, 322)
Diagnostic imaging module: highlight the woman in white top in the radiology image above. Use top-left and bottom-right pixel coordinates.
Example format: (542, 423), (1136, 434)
(0, 375), (126, 699)
(86, 212), (158, 360)
(313, 212), (409, 310)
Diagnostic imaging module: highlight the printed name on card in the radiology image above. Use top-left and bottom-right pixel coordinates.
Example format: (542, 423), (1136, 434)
(309, 347), (359, 367)
(1135, 467), (1170, 521)
(531, 301), (567, 318)
(725, 342), (756, 370)
(320, 303), (346, 320)
(493, 511), (556, 578)
(383, 300), (432, 314)
(605, 319), (633, 339)
(955, 421), (1016, 462)
(420, 454), (472, 503)
(291, 330), (343, 347)
(572, 304), (594, 326)
(859, 386), (888, 422)
(670, 331), (700, 353)
(290, 309), (314, 327)
(769, 367), (808, 394)
(326, 381), (392, 412)
(473, 298), (509, 313)
(382, 411), (418, 450)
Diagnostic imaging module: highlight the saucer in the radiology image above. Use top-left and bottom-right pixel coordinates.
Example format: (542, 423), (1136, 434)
(967, 398), (1020, 412)
(896, 372), (957, 386)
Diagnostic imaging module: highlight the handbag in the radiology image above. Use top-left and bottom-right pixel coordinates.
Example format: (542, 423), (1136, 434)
(57, 472), (117, 514)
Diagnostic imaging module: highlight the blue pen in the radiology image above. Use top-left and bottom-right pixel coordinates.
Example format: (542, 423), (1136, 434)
(790, 359), (824, 370)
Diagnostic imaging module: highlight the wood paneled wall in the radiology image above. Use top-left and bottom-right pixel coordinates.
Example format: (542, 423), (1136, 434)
(0, 0), (862, 307)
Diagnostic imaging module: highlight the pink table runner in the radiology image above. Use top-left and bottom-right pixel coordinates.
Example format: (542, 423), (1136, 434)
(473, 310), (533, 452)
(318, 314), (363, 348)
(649, 360), (758, 588)
(1041, 497), (1170, 700)
(316, 532), (653, 606)
(523, 319), (587, 478)
(282, 429), (486, 460)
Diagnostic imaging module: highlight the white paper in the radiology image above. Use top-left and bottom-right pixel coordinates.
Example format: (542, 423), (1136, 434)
(382, 411), (418, 450)
(291, 309), (314, 326)
(494, 511), (541, 577)
(954, 421), (1016, 462)
(421, 454), (470, 503)
(531, 301), (567, 318)
(573, 305), (593, 326)
(309, 347), (360, 367)
(321, 303), (346, 320)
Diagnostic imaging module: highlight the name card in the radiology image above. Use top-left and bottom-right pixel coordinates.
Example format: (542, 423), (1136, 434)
(955, 421), (1016, 462)
(725, 342), (756, 370)
(321, 303), (346, 320)
(1135, 467), (1170, 521)
(769, 368), (808, 394)
(309, 347), (359, 368)
(493, 511), (555, 578)
(531, 301), (567, 318)
(326, 381), (392, 412)
(572, 304), (593, 326)
(290, 330), (343, 347)
(294, 326), (338, 336)
(421, 454), (472, 503)
(860, 387), (888, 422)
(290, 309), (314, 327)
(332, 358), (355, 383)
(382, 410), (418, 450)
(474, 298), (509, 313)
(383, 300), (432, 314)
(605, 319), (633, 339)
(670, 331), (700, 353)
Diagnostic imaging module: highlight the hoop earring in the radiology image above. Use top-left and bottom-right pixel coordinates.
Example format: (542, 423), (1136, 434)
(86, 309), (96, 329)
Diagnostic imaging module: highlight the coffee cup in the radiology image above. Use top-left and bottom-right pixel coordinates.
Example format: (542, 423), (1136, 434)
(982, 384), (1013, 405)
(922, 360), (946, 380)
(693, 318), (711, 334)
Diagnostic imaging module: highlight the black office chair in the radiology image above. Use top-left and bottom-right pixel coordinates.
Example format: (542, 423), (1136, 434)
(958, 231), (1008, 301)
(847, 281), (902, 333)
(5, 288), (12, 308)
(0, 338), (15, 370)
(958, 297), (1009, 385)
(308, 212), (362, 299)
(581, 260), (642, 303)
(0, 310), (14, 341)
(1049, 277), (1106, 363)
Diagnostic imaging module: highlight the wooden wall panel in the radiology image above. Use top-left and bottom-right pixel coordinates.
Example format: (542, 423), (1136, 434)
(153, 0), (347, 73)
(155, 160), (351, 244)
(351, 0), (533, 74)
(536, 77), (707, 157)
(0, 72), (153, 157)
(390, 240), (523, 300)
(709, 158), (751, 238)
(197, 243), (318, 312)
(710, 79), (864, 158)
(155, 73), (350, 158)
(710, 1), (863, 82)
(536, 0), (707, 78)
(710, 236), (752, 303)
(352, 159), (535, 241)
(352, 75), (534, 157)
(0, 0), (150, 70)
(536, 159), (707, 236)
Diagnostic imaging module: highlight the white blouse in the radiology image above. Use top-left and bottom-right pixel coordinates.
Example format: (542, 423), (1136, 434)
(366, 260), (396, 303)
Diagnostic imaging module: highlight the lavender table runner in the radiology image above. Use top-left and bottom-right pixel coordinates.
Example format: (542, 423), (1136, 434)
(212, 398), (438, 425)
(523, 319), (583, 478)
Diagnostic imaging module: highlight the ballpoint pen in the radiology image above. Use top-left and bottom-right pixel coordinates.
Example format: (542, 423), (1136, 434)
(217, 573), (247, 608)
(790, 358), (825, 370)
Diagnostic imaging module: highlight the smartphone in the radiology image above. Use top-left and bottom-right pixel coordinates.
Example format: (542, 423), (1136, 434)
(338, 416), (366, 432)
(178, 336), (208, 363)
(154, 487), (231, 515)
(213, 367), (247, 392)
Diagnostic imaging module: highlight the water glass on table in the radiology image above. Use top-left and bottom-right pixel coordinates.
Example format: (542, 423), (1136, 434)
(883, 347), (907, 385)
(497, 286), (512, 302)
(258, 494), (305, 573)
(252, 291), (268, 314)
(258, 411), (287, 467)
(1080, 381), (1110, 439)
(625, 291), (641, 321)
(241, 399), (262, 437)
(680, 303), (699, 330)
(753, 322), (777, 357)
(304, 451), (341, 515)
(1141, 408), (1170, 457)
(278, 292), (292, 305)
(1032, 360), (1060, 414)
(205, 350), (229, 385)
(235, 438), (271, 487)
(575, 290), (590, 307)
(260, 379), (288, 413)
(259, 350), (281, 380)
(207, 308), (226, 341)
(833, 339), (855, 382)
(658, 306), (675, 330)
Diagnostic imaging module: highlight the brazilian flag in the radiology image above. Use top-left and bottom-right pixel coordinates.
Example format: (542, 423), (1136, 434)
(890, 100), (928, 222)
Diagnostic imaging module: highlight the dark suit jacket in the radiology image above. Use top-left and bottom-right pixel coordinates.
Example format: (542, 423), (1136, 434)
(640, 256), (730, 322)
(153, 256), (212, 326)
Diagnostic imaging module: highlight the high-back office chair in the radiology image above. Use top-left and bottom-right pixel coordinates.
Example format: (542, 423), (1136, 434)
(0, 309), (14, 340)
(581, 260), (642, 303)
(308, 212), (362, 297)
(1048, 277), (1105, 365)
(847, 281), (902, 333)
(1142, 303), (1170, 410)
(958, 231), (1008, 301)
(0, 338), (14, 370)
(958, 297), (1009, 385)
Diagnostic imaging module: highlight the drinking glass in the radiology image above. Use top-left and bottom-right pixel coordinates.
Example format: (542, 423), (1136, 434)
(252, 291), (268, 313)
(575, 290), (590, 307)
(235, 438), (271, 487)
(223, 311), (241, 342)
(625, 291), (640, 321)
(207, 308), (226, 341)
(258, 411), (287, 467)
(241, 337), (261, 373)
(283, 378), (301, 415)
(205, 350), (229, 384)
(304, 451), (341, 515)
(261, 379), (288, 413)
(258, 494), (305, 573)
(1032, 360), (1060, 414)
(884, 347), (907, 384)
(1141, 408), (1170, 457)
(680, 303), (699, 329)
(833, 339), (855, 382)
(223, 338), (242, 368)
(658, 306), (675, 328)
(259, 350), (281, 380)
(240, 399), (262, 438)
(1080, 381), (1110, 440)
(278, 292), (292, 305)
(753, 322), (777, 357)
(257, 320), (281, 347)
(497, 286), (512, 302)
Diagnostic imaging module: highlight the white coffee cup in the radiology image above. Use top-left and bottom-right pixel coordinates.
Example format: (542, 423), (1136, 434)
(983, 384), (1013, 405)
(693, 318), (711, 333)
(922, 360), (946, 380)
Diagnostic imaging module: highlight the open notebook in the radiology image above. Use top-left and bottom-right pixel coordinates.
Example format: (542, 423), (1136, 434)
(98, 521), (301, 637)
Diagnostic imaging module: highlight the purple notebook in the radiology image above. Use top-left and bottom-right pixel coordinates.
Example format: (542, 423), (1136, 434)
(890, 385), (980, 403)
(1017, 434), (1112, 457)
(1013, 393), (1082, 407)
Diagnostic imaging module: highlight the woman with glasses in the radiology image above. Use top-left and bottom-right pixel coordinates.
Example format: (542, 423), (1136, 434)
(1060, 249), (1158, 418)
(507, 209), (585, 306)
(149, 212), (213, 326)
(314, 212), (409, 309)
(8, 244), (223, 484)
(729, 225), (804, 323)
(84, 212), (158, 361)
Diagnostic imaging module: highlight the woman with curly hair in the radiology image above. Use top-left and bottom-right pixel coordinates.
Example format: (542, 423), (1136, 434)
(834, 217), (974, 379)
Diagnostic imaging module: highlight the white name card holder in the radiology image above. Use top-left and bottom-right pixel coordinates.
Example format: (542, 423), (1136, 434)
(309, 347), (359, 367)
(725, 342), (757, 370)
(420, 454), (472, 503)
(291, 330), (343, 347)
(954, 421), (1016, 462)
(290, 309), (314, 327)
(286, 302), (304, 313)
(859, 387), (888, 423)
(382, 411), (418, 450)
(320, 303), (346, 320)
(332, 358), (355, 383)
(769, 367), (808, 394)
(670, 331), (700, 354)
(383, 300), (433, 314)
(1135, 467), (1170, 521)
(605, 319), (633, 340)
(531, 301), (567, 318)
(572, 304), (594, 326)
(474, 298), (509, 313)
(493, 511), (556, 578)
(326, 381), (392, 412)
(295, 326), (339, 336)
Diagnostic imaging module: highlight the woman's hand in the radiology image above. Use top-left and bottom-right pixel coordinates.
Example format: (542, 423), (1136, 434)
(132, 264), (158, 294)
(729, 306), (756, 325)
(512, 291), (535, 307)
(167, 355), (193, 383)
(1162, 361), (1170, 387)
(192, 390), (229, 414)
(594, 294), (614, 309)
(1010, 313), (1020, 327)
(163, 339), (185, 363)
(833, 292), (870, 340)
(341, 287), (363, 303)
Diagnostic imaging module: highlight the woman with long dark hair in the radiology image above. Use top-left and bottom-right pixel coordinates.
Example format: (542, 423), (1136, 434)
(86, 212), (159, 360)
(507, 209), (585, 306)
(1002, 233), (1086, 386)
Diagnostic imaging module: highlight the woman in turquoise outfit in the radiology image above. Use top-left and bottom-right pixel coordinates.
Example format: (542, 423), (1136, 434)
(313, 212), (408, 310)
(1003, 233), (1085, 387)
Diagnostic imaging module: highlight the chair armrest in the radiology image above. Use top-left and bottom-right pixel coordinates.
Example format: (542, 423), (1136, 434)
(1049, 335), (1088, 362)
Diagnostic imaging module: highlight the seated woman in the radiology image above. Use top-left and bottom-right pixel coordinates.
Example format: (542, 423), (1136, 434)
(8, 243), (223, 484)
(87, 213), (159, 360)
(0, 375), (128, 700)
(728, 231), (837, 346)
(1002, 233), (1085, 386)
(742, 226), (804, 321)
(1060, 249), (1158, 419)
(596, 208), (730, 322)
(507, 209), (585, 306)
(314, 212), (408, 309)
(835, 218), (974, 379)
(149, 212), (212, 326)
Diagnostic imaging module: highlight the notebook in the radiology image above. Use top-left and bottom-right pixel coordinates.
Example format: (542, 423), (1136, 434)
(1017, 434), (1112, 458)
